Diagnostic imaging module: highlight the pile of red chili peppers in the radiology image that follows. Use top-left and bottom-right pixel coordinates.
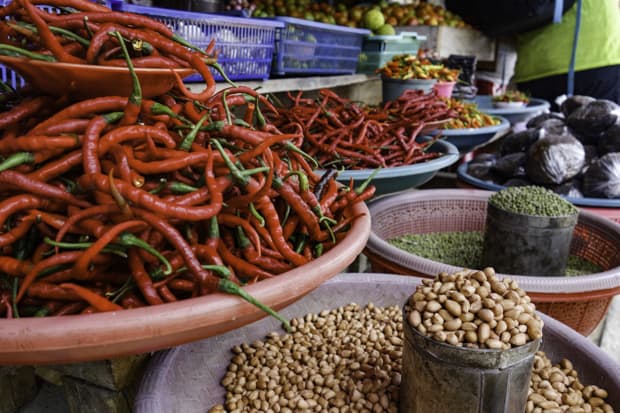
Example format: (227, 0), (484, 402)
(268, 89), (456, 169)
(0, 0), (372, 322)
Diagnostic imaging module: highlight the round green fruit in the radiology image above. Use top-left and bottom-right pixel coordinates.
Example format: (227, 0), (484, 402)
(362, 8), (385, 31)
(375, 23), (395, 35)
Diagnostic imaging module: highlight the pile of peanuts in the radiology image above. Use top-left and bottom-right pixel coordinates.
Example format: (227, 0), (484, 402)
(208, 270), (615, 413)
(406, 268), (543, 349)
(209, 303), (403, 413)
(528, 352), (615, 413)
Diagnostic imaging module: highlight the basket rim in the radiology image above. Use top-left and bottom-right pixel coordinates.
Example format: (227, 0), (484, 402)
(366, 189), (620, 294)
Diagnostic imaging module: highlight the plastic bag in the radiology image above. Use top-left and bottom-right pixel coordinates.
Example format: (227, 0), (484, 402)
(597, 123), (620, 156)
(526, 135), (586, 185)
(526, 113), (564, 129)
(581, 145), (599, 175)
(499, 129), (540, 155)
(503, 177), (532, 187)
(471, 152), (497, 166)
(550, 180), (583, 198)
(560, 95), (595, 118)
(537, 118), (567, 137)
(567, 100), (620, 144)
(467, 163), (497, 182)
(493, 153), (526, 178)
(583, 153), (620, 198)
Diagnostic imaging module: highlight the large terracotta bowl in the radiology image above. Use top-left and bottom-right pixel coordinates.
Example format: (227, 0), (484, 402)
(0, 203), (370, 365)
(0, 56), (195, 99)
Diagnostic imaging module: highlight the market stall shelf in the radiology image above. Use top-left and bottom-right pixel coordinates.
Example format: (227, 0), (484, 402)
(472, 96), (551, 125)
(434, 116), (510, 152)
(0, 56), (195, 99)
(0, 202), (369, 365)
(133, 273), (620, 413)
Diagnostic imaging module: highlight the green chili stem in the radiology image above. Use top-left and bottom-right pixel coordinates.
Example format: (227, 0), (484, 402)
(12, 22), (90, 47)
(111, 31), (141, 107)
(239, 166), (270, 178)
(83, 16), (94, 38)
(43, 237), (129, 258)
(254, 95), (266, 128)
(282, 203), (291, 226)
(106, 277), (135, 303)
(0, 44), (56, 61)
(313, 243), (323, 258)
(235, 226), (251, 249)
(284, 142), (319, 169)
(0, 152), (34, 173)
(355, 168), (380, 195)
(208, 216), (219, 240)
(218, 278), (291, 332)
(294, 234), (306, 254)
(168, 181), (199, 194)
(149, 178), (167, 194)
(12, 278), (20, 318)
(171, 34), (218, 61)
(283, 170), (308, 191)
(118, 233), (172, 275)
(249, 202), (265, 227)
(150, 102), (191, 124)
(234, 118), (251, 128)
(210, 62), (239, 87)
(222, 90), (233, 125)
(34, 307), (50, 317)
(179, 114), (208, 151)
(108, 168), (132, 217)
(212, 139), (249, 186)
(103, 111), (125, 124)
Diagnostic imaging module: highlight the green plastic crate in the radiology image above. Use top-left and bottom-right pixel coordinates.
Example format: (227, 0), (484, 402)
(357, 31), (423, 75)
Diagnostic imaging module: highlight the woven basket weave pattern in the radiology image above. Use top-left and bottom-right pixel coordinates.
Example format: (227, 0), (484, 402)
(366, 190), (620, 336)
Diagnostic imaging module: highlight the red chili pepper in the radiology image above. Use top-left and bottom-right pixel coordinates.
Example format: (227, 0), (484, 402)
(17, 0), (84, 64)
(59, 283), (122, 312)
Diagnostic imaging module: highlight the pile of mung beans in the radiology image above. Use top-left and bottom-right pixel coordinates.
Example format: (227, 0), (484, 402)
(405, 268), (543, 349)
(208, 290), (615, 412)
(388, 231), (604, 276)
(489, 186), (579, 217)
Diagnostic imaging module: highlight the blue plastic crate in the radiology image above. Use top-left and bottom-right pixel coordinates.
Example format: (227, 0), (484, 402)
(110, 2), (283, 82)
(357, 32), (425, 75)
(271, 17), (370, 76)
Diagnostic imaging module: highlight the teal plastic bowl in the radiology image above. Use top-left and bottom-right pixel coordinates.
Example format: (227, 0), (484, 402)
(437, 116), (511, 152)
(320, 138), (459, 197)
(473, 96), (551, 124)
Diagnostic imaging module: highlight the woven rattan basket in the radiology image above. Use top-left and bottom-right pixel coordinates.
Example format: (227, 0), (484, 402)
(365, 189), (620, 336)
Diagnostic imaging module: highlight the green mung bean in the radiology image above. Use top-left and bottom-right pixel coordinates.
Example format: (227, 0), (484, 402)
(488, 186), (578, 217)
(565, 255), (604, 276)
(389, 231), (482, 269)
(389, 231), (603, 276)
